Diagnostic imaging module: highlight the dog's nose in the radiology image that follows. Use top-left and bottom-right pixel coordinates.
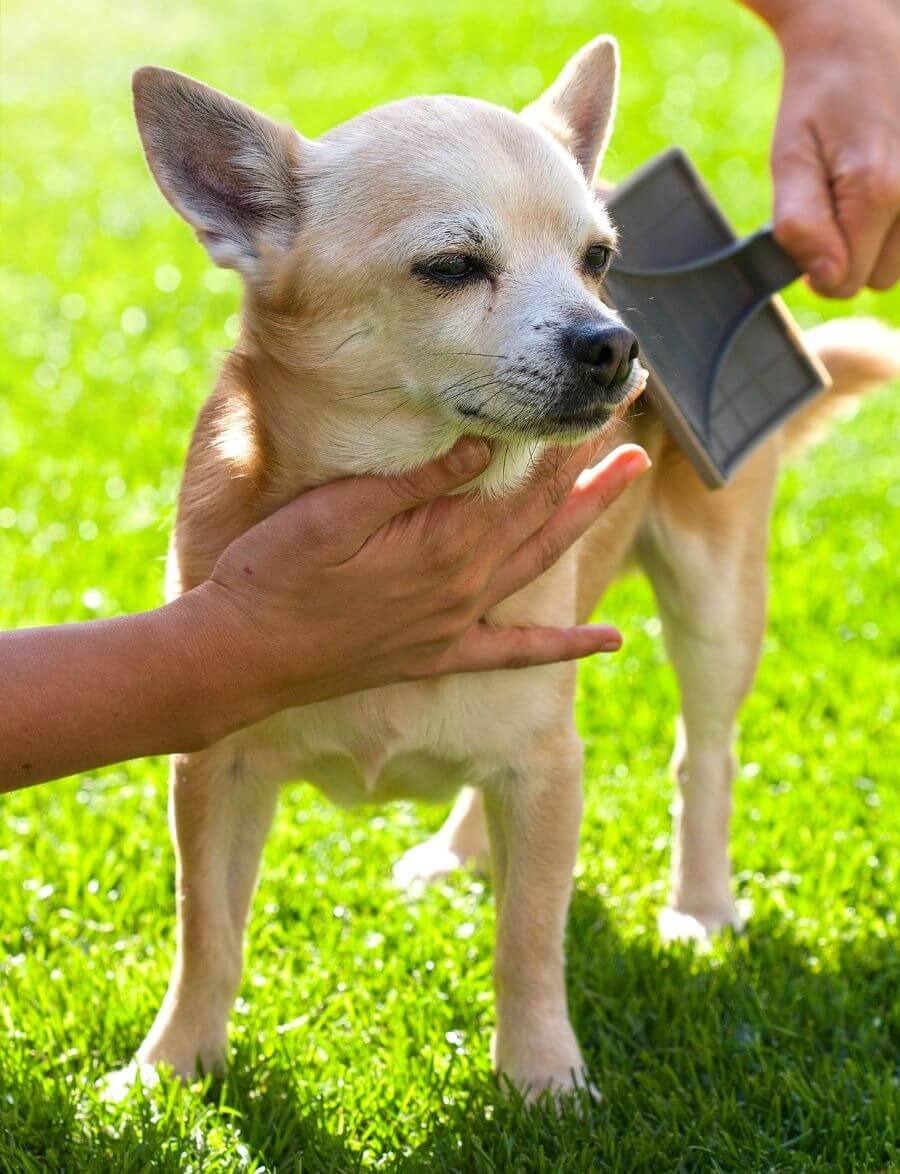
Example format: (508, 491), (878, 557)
(566, 321), (639, 388)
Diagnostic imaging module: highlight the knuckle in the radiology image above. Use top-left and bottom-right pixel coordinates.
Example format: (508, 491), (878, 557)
(405, 652), (442, 681)
(449, 615), (474, 642)
(530, 449), (560, 482)
(827, 281), (861, 300)
(543, 473), (571, 513)
(432, 533), (470, 571)
(441, 570), (481, 611)
(774, 212), (823, 250)
(869, 269), (899, 291)
(427, 547), (457, 575)
(849, 161), (900, 207)
(539, 532), (568, 574)
(435, 583), (465, 613)
(501, 643), (534, 671)
(433, 614), (470, 649)
(298, 505), (335, 552)
(389, 472), (432, 505)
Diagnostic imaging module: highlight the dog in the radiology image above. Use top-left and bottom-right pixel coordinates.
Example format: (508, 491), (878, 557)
(121, 37), (899, 1100)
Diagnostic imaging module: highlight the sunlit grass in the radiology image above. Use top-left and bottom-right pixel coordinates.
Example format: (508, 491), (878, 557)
(1, 0), (898, 1168)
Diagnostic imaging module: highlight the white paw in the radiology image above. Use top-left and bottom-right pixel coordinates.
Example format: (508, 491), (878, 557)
(392, 836), (480, 892)
(493, 1018), (595, 1108)
(658, 898), (752, 946)
(504, 1068), (601, 1108)
(96, 1062), (160, 1104)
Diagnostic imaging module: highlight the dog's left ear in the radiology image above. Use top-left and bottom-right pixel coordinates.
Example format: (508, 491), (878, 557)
(522, 36), (619, 182)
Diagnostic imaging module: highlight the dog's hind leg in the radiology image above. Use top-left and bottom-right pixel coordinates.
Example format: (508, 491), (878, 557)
(392, 786), (490, 890)
(636, 444), (776, 943)
(132, 745), (279, 1080)
(486, 730), (590, 1101)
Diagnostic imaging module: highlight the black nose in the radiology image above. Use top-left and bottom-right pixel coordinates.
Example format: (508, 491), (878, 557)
(566, 321), (639, 388)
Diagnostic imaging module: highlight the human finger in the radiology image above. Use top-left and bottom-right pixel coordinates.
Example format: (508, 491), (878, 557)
(772, 128), (850, 293)
(868, 214), (900, 291)
(305, 436), (491, 560)
(429, 620), (623, 676)
(483, 445), (650, 605)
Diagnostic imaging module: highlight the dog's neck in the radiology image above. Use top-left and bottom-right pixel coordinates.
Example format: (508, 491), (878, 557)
(233, 346), (547, 505)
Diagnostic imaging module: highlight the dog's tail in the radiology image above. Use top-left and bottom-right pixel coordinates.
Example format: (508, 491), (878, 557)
(785, 317), (900, 451)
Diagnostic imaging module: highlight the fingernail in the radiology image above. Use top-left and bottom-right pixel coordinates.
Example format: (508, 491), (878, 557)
(599, 635), (622, 652)
(447, 437), (490, 476)
(809, 259), (840, 289)
(626, 450), (651, 475)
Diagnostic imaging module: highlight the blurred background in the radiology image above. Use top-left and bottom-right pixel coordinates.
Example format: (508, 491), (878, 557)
(2, 0), (897, 628)
(1, 2), (897, 1169)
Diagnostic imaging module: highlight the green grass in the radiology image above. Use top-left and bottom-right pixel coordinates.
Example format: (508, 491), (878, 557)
(2, 0), (899, 1169)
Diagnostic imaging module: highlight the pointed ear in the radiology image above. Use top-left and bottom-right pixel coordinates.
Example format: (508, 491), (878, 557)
(132, 67), (311, 277)
(522, 36), (619, 182)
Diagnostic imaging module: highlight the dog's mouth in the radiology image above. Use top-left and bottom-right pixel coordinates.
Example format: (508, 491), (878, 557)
(456, 362), (648, 439)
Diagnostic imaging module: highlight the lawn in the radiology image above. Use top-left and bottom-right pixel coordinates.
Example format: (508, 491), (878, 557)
(1, 0), (898, 1169)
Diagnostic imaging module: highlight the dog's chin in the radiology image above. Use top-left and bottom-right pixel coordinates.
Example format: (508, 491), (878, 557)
(458, 363), (648, 444)
(530, 402), (621, 442)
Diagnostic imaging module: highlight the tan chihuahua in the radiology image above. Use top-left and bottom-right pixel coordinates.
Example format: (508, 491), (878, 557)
(119, 37), (898, 1100)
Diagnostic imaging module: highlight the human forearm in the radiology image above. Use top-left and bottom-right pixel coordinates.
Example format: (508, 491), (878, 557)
(740, 0), (896, 45)
(738, 0), (819, 37)
(0, 593), (240, 792)
(0, 442), (649, 794)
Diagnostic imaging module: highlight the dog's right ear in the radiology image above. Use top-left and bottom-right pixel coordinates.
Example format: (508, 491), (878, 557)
(522, 37), (619, 183)
(133, 67), (314, 279)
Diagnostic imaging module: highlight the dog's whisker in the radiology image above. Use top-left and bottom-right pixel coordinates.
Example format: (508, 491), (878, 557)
(452, 380), (507, 408)
(372, 396), (418, 426)
(472, 386), (509, 414)
(431, 350), (509, 360)
(335, 384), (406, 402)
(440, 369), (500, 398)
(311, 329), (371, 369)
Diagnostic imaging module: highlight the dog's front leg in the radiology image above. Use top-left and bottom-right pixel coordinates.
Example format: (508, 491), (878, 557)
(134, 745), (279, 1079)
(485, 732), (587, 1103)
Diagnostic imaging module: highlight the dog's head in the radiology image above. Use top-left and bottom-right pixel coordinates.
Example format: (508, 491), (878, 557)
(133, 39), (644, 477)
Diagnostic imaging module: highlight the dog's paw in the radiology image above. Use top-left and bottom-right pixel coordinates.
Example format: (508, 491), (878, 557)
(493, 1018), (595, 1109)
(658, 898), (752, 946)
(500, 1066), (601, 1109)
(128, 1019), (228, 1084)
(98, 1041), (223, 1103)
(96, 1062), (161, 1105)
(392, 836), (486, 892)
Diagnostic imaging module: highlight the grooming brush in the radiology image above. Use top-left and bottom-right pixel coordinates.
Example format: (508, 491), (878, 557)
(603, 147), (830, 487)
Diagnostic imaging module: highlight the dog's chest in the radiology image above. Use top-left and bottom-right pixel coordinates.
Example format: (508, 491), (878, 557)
(235, 664), (570, 805)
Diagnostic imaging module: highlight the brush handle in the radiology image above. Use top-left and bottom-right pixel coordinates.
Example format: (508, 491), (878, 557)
(608, 224), (807, 462)
(610, 224), (802, 298)
(724, 226), (803, 297)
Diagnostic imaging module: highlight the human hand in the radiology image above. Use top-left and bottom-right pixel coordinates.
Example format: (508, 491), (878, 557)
(762, 0), (900, 297)
(186, 437), (650, 734)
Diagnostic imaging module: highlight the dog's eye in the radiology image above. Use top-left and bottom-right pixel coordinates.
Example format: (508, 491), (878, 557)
(416, 253), (482, 285)
(583, 244), (612, 276)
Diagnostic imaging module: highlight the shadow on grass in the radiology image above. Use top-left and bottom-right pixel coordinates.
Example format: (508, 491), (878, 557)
(216, 888), (897, 1171)
(217, 1065), (364, 1173)
(3, 888), (893, 1172)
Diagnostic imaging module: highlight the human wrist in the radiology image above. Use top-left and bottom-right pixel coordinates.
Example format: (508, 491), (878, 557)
(744, 0), (890, 47)
(158, 585), (281, 749)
